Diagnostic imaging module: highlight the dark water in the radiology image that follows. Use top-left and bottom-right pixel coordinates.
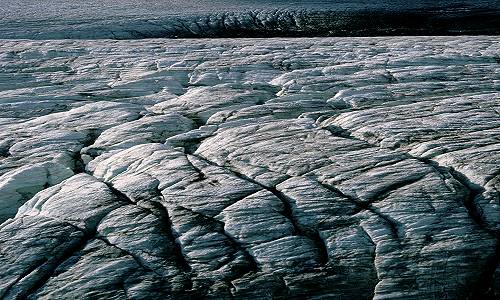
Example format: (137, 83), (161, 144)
(1, 0), (499, 39)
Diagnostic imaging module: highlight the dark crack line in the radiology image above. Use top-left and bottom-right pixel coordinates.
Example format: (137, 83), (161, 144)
(184, 155), (208, 182)
(358, 225), (378, 299)
(2, 194), (131, 299)
(102, 182), (136, 205)
(100, 182), (194, 290)
(151, 201), (193, 276)
(174, 204), (259, 274)
(269, 186), (329, 265)
(316, 180), (404, 242)
(73, 128), (101, 174)
(215, 189), (266, 213)
(189, 153), (329, 265)
(3, 231), (91, 299)
(366, 173), (427, 205)
(412, 155), (497, 237)
(451, 168), (494, 231)
(443, 166), (500, 298)
(14, 192), (136, 299)
(322, 122), (497, 239)
(327, 119), (500, 296)
(183, 154), (263, 211)
(0, 258), (48, 299)
(484, 169), (500, 185)
(411, 156), (458, 193)
(96, 236), (165, 278)
(166, 203), (258, 298)
(304, 154), (408, 182)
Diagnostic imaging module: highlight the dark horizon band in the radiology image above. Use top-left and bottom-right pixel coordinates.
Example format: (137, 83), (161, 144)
(1, 7), (499, 39)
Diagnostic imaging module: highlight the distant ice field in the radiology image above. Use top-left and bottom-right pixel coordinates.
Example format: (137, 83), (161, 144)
(1, 0), (499, 39)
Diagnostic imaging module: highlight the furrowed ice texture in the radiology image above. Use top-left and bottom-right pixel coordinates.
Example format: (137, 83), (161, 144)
(0, 36), (499, 299)
(0, 0), (499, 39)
